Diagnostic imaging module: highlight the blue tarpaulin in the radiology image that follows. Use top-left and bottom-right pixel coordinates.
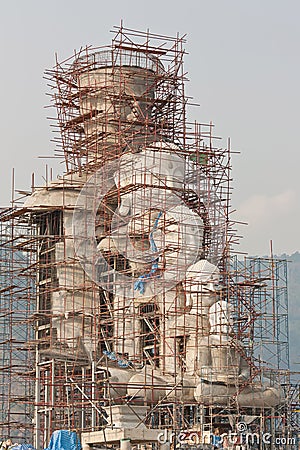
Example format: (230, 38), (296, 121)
(12, 445), (35, 450)
(44, 431), (81, 450)
(134, 211), (162, 294)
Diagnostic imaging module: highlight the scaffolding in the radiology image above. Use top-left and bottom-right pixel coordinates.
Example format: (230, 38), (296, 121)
(0, 25), (299, 450)
(0, 209), (35, 441)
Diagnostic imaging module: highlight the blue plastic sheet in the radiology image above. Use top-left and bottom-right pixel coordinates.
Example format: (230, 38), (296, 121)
(12, 445), (35, 450)
(103, 349), (130, 368)
(44, 430), (81, 450)
(134, 211), (162, 294)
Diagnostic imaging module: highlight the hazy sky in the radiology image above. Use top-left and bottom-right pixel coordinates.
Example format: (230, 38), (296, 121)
(0, 0), (299, 256)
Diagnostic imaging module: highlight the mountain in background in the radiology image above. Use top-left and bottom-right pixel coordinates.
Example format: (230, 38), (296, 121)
(283, 251), (300, 372)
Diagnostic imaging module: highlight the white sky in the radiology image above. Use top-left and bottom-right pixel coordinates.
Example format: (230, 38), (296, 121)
(0, 0), (299, 256)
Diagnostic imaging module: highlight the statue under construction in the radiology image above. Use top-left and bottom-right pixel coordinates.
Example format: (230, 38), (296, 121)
(0, 25), (298, 450)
